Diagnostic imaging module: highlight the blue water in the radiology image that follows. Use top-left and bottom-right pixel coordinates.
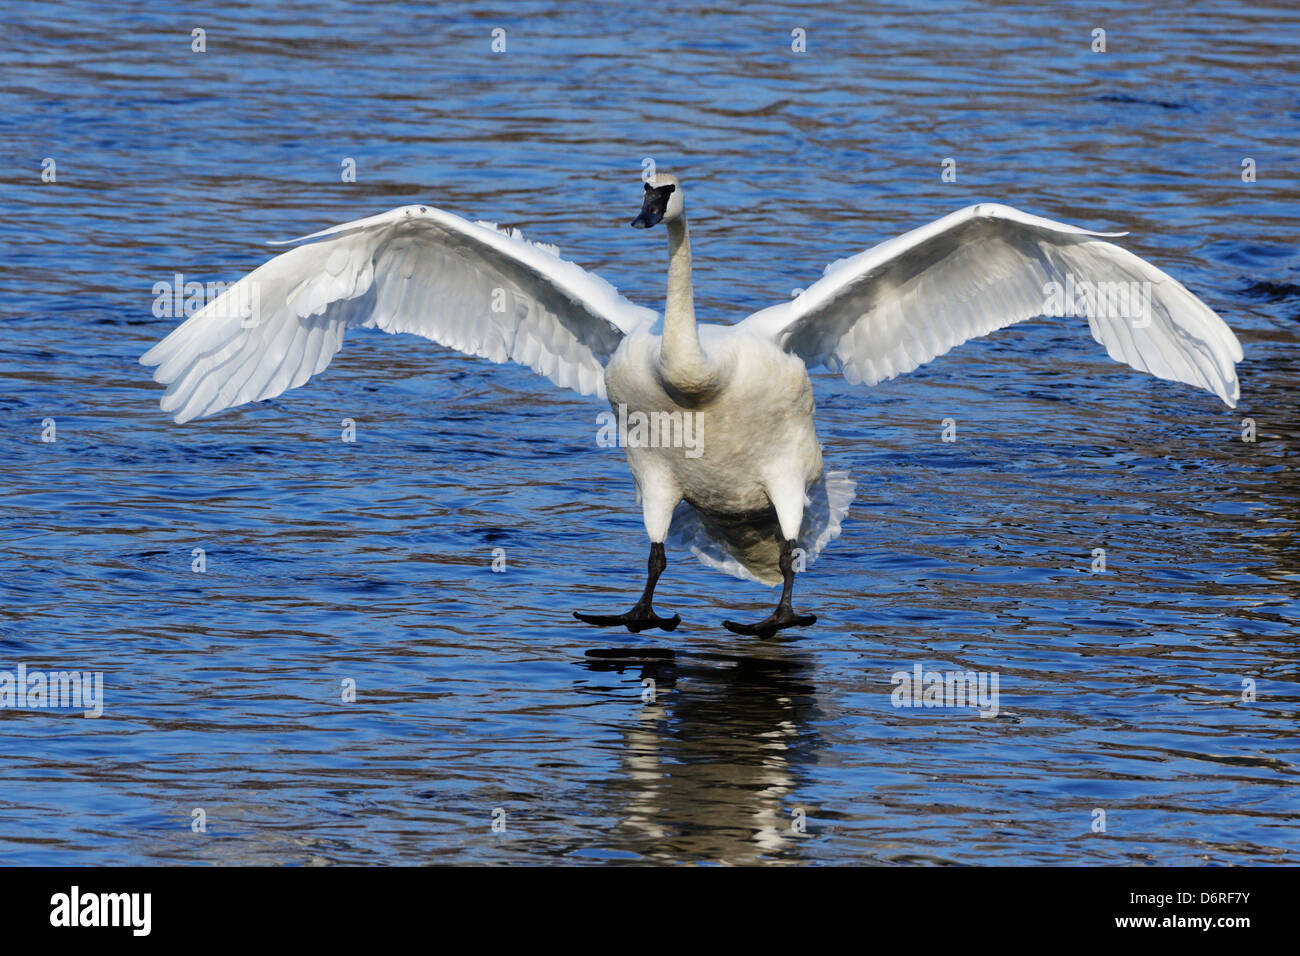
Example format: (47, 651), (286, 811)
(1, 0), (1298, 864)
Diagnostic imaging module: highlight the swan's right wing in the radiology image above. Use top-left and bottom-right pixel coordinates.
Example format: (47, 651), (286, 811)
(141, 205), (657, 423)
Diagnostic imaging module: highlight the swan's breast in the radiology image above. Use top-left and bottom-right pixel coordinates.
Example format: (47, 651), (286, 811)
(604, 329), (823, 514)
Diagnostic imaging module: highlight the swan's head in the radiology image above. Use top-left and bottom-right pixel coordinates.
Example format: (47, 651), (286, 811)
(631, 173), (684, 228)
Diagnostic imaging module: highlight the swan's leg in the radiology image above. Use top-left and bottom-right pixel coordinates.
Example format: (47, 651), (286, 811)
(573, 541), (681, 632)
(721, 539), (817, 637)
(574, 476), (682, 633)
(723, 476), (817, 637)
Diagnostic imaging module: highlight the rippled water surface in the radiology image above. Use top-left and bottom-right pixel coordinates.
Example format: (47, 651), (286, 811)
(2, 1), (1298, 865)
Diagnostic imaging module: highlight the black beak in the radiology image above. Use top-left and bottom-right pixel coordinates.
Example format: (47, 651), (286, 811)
(631, 182), (675, 228)
(630, 207), (662, 229)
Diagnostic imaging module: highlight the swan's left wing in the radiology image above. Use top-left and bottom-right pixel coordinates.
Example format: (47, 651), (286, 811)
(739, 203), (1242, 406)
(141, 205), (657, 423)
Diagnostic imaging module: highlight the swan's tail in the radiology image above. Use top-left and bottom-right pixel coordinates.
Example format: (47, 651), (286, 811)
(667, 470), (856, 586)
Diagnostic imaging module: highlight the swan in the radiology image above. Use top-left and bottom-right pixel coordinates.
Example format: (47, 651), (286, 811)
(141, 173), (1243, 637)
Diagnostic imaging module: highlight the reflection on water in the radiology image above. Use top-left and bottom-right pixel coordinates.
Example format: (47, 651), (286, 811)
(1, 0), (1298, 864)
(587, 647), (817, 863)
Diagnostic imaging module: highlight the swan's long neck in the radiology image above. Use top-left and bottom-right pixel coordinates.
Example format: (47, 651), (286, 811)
(659, 215), (713, 398)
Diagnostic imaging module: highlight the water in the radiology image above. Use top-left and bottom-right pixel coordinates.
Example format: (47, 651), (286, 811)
(1, 0), (1298, 865)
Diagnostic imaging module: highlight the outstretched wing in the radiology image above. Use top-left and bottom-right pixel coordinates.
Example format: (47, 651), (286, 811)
(141, 205), (657, 422)
(739, 203), (1242, 406)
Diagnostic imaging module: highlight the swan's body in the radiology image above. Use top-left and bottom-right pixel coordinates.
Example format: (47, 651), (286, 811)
(608, 322), (829, 592)
(608, 325), (822, 522)
(142, 173), (1242, 635)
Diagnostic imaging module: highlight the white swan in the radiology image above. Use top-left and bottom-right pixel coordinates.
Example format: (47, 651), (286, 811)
(141, 173), (1242, 636)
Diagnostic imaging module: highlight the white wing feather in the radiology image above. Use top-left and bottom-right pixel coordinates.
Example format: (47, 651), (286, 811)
(140, 205), (657, 422)
(740, 203), (1242, 406)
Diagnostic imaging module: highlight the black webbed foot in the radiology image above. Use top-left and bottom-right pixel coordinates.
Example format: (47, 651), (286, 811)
(722, 606), (816, 638)
(574, 604), (681, 633)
